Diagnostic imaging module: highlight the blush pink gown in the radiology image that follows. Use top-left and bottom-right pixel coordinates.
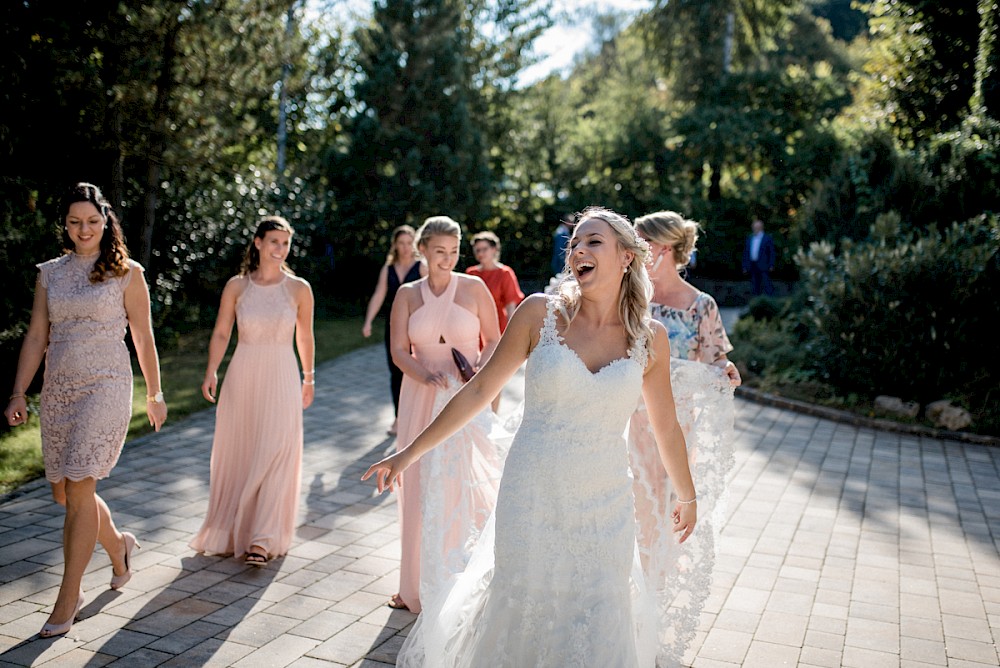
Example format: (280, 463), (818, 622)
(395, 276), (497, 613)
(190, 275), (303, 560)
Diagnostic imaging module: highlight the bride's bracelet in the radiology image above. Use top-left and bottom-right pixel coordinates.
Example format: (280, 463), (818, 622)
(677, 496), (697, 505)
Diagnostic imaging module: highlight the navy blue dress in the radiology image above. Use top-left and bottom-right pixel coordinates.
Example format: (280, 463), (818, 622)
(385, 262), (423, 414)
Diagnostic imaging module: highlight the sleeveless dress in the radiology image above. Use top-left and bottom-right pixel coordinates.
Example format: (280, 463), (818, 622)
(398, 295), (663, 667)
(37, 253), (142, 482)
(464, 264), (524, 332)
(628, 292), (736, 665)
(395, 276), (503, 613)
(385, 262), (423, 414)
(189, 275), (303, 559)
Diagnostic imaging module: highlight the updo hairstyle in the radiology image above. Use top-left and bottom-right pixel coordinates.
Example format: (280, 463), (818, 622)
(634, 210), (700, 270)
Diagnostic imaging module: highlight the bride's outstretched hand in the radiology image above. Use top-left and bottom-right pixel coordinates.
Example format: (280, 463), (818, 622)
(362, 451), (410, 494)
(671, 501), (697, 544)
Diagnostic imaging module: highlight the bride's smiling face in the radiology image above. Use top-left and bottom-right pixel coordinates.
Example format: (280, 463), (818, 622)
(568, 218), (633, 287)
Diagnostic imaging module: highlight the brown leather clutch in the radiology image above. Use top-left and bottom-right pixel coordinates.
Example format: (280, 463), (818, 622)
(451, 347), (476, 383)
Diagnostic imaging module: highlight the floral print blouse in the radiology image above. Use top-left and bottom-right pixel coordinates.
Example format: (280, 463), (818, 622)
(651, 292), (733, 364)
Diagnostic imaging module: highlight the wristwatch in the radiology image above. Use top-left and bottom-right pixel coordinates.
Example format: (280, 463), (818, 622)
(147, 391), (164, 403)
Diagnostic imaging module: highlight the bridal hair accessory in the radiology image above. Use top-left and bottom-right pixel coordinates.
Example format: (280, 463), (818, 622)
(629, 227), (653, 265)
(451, 348), (476, 383)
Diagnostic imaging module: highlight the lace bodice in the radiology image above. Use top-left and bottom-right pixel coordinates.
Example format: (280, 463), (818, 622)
(235, 275), (297, 345)
(520, 296), (648, 453)
(39, 253), (140, 344)
(36, 253), (139, 483)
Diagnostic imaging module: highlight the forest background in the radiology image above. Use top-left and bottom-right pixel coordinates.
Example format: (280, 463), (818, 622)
(1, 0), (998, 438)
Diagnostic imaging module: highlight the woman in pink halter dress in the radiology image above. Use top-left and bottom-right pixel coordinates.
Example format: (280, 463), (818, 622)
(388, 216), (503, 613)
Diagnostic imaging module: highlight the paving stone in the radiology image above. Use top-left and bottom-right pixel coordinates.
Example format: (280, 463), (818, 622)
(146, 619), (230, 655)
(230, 633), (320, 667)
(0, 344), (997, 666)
(741, 640), (800, 667)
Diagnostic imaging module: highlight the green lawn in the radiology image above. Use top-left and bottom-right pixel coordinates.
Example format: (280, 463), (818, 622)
(0, 315), (379, 496)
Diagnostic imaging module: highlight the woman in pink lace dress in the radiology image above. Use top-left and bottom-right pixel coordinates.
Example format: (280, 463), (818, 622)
(4, 183), (167, 638)
(190, 216), (315, 567)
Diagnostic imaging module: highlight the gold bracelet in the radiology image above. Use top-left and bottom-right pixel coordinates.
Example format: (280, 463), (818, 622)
(9, 393), (26, 401)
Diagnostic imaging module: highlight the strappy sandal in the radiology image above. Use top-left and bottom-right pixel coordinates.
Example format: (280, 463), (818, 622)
(387, 593), (409, 610)
(244, 551), (268, 567)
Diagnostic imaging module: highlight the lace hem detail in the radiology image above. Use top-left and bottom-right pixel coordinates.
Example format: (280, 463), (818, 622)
(629, 357), (736, 666)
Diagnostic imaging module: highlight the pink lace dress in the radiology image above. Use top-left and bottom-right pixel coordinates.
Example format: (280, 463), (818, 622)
(37, 253), (142, 482)
(190, 275), (303, 559)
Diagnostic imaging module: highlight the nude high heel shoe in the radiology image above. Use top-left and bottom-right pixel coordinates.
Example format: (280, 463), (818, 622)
(110, 532), (140, 590)
(39, 591), (84, 638)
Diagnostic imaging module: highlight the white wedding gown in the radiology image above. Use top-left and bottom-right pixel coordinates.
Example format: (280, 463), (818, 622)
(398, 296), (662, 667)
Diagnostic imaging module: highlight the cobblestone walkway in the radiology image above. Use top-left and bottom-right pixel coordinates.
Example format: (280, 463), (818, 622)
(0, 344), (997, 667)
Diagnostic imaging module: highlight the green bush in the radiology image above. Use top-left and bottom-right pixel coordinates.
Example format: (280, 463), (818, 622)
(729, 293), (817, 384)
(744, 295), (784, 322)
(796, 212), (1000, 407)
(793, 130), (931, 247)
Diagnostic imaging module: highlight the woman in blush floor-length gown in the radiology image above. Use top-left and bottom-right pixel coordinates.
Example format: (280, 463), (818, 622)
(365, 207), (698, 667)
(190, 216), (315, 566)
(388, 216), (503, 614)
(628, 210), (741, 665)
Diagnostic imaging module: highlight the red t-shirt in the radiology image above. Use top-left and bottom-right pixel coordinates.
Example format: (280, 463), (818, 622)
(466, 264), (525, 332)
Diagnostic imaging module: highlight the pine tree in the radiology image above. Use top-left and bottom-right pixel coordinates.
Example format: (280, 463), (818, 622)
(331, 0), (492, 259)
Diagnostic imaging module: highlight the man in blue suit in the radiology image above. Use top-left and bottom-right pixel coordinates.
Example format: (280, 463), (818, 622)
(742, 218), (775, 296)
(551, 212), (575, 276)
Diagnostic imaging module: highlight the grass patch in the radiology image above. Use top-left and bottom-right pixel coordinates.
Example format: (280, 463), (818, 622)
(0, 314), (377, 496)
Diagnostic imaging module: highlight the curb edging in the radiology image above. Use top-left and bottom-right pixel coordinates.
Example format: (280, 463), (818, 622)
(735, 386), (1000, 447)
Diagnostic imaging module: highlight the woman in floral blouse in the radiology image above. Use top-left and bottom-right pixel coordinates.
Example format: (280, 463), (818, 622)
(627, 210), (741, 664)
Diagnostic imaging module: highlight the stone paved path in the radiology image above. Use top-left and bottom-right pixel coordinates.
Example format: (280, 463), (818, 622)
(0, 344), (997, 667)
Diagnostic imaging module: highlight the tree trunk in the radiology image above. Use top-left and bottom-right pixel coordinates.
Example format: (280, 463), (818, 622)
(276, 4), (296, 182)
(139, 17), (182, 270)
(973, 0), (998, 118)
(109, 105), (126, 219)
(708, 11), (735, 203)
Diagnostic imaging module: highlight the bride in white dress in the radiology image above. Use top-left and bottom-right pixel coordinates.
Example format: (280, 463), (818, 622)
(364, 206), (697, 667)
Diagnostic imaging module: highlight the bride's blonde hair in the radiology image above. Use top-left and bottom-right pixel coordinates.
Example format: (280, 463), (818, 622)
(555, 206), (654, 357)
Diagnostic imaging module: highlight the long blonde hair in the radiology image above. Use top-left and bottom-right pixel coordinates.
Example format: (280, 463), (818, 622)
(634, 210), (699, 269)
(555, 206), (654, 356)
(385, 224), (417, 266)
